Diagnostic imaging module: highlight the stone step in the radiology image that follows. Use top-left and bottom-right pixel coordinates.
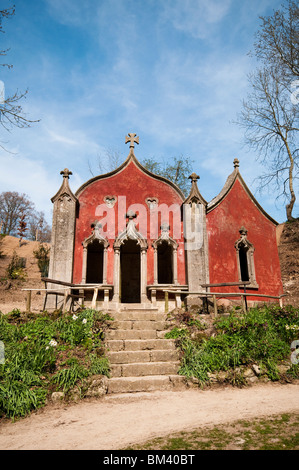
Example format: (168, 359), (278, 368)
(108, 320), (166, 331)
(106, 338), (176, 352)
(105, 329), (158, 340)
(107, 375), (186, 394)
(104, 306), (182, 394)
(109, 311), (166, 321)
(118, 305), (159, 312)
(108, 349), (180, 364)
(111, 361), (180, 378)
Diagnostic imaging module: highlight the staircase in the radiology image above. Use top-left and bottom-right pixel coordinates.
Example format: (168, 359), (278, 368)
(105, 306), (186, 394)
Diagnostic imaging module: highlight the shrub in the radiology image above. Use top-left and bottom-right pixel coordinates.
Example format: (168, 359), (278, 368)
(33, 244), (50, 277)
(174, 305), (299, 386)
(6, 251), (27, 280)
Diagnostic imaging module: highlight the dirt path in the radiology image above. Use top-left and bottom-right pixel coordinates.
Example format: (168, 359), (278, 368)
(0, 382), (298, 450)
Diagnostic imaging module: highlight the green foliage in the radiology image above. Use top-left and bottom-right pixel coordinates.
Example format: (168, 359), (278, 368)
(6, 251), (27, 280)
(175, 305), (299, 385)
(0, 309), (112, 419)
(165, 327), (189, 339)
(51, 359), (89, 393)
(33, 243), (50, 277)
(142, 155), (194, 196)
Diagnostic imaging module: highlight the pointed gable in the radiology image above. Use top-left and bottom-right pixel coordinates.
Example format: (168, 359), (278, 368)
(207, 158), (278, 225)
(72, 135), (186, 286)
(206, 158), (283, 298)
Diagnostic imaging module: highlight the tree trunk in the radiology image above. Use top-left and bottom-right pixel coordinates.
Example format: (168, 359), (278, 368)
(285, 140), (296, 222)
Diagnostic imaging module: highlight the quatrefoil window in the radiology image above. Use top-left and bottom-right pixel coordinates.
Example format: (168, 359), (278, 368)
(145, 197), (159, 210)
(104, 195), (117, 208)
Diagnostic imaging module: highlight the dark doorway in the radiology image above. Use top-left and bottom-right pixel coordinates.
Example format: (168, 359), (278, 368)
(120, 240), (141, 303)
(86, 240), (104, 283)
(158, 241), (173, 284)
(239, 246), (249, 282)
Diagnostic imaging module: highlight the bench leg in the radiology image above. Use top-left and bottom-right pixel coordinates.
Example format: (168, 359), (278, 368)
(91, 288), (98, 310)
(175, 293), (181, 309)
(26, 290), (32, 313)
(164, 291), (169, 313)
(63, 289), (70, 313)
(151, 289), (157, 307)
(212, 294), (217, 317)
(104, 289), (109, 309)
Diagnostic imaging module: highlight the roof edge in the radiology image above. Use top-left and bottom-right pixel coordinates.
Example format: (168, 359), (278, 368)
(75, 151), (185, 200)
(207, 166), (278, 225)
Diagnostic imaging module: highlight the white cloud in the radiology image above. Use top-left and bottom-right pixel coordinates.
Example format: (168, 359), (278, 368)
(47, 130), (78, 146)
(45, 0), (97, 26)
(162, 0), (232, 39)
(0, 151), (55, 220)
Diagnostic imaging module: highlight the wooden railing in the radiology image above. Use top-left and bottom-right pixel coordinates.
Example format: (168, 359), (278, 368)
(22, 278), (113, 313)
(164, 282), (285, 315)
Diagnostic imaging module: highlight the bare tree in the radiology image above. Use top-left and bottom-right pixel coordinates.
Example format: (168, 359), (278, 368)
(0, 192), (52, 241)
(0, 6), (39, 145)
(253, 0), (299, 84)
(142, 155), (194, 196)
(0, 191), (34, 235)
(237, 1), (299, 221)
(88, 148), (123, 176)
(237, 67), (298, 221)
(27, 211), (51, 243)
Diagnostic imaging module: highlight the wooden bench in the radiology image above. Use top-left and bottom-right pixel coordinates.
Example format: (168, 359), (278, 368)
(22, 278), (113, 313)
(41, 278), (85, 312)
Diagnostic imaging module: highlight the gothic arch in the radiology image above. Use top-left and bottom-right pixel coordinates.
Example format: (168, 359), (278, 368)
(234, 226), (258, 288)
(152, 222), (179, 285)
(82, 221), (109, 284)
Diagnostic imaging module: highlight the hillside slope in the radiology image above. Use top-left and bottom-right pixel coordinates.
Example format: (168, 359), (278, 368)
(278, 219), (299, 306)
(0, 222), (298, 313)
(0, 236), (48, 313)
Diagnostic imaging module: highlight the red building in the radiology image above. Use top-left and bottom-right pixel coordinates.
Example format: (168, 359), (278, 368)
(47, 133), (283, 311)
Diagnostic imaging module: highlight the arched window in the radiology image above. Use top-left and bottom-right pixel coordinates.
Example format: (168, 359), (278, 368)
(235, 227), (258, 288)
(82, 221), (109, 284)
(158, 240), (173, 284)
(86, 240), (104, 283)
(238, 245), (249, 282)
(152, 223), (178, 285)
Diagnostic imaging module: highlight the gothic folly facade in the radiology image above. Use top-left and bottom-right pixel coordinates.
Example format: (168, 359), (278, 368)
(47, 133), (283, 311)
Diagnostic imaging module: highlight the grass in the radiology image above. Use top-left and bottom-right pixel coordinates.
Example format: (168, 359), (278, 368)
(125, 412), (299, 450)
(0, 308), (112, 419)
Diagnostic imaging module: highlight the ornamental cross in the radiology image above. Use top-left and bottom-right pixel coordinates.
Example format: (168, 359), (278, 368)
(125, 133), (139, 149)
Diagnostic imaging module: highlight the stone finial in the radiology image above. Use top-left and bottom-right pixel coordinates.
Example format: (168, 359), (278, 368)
(60, 168), (72, 179)
(160, 222), (170, 240)
(125, 133), (139, 150)
(51, 167), (77, 204)
(125, 210), (137, 220)
(233, 158), (239, 169)
(184, 171), (207, 206)
(239, 226), (248, 236)
(189, 172), (200, 183)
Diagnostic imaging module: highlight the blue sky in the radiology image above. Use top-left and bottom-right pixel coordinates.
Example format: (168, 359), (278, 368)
(0, 0), (295, 225)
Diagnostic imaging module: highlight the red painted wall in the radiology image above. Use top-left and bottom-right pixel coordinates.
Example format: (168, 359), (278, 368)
(206, 177), (283, 299)
(72, 160), (186, 286)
